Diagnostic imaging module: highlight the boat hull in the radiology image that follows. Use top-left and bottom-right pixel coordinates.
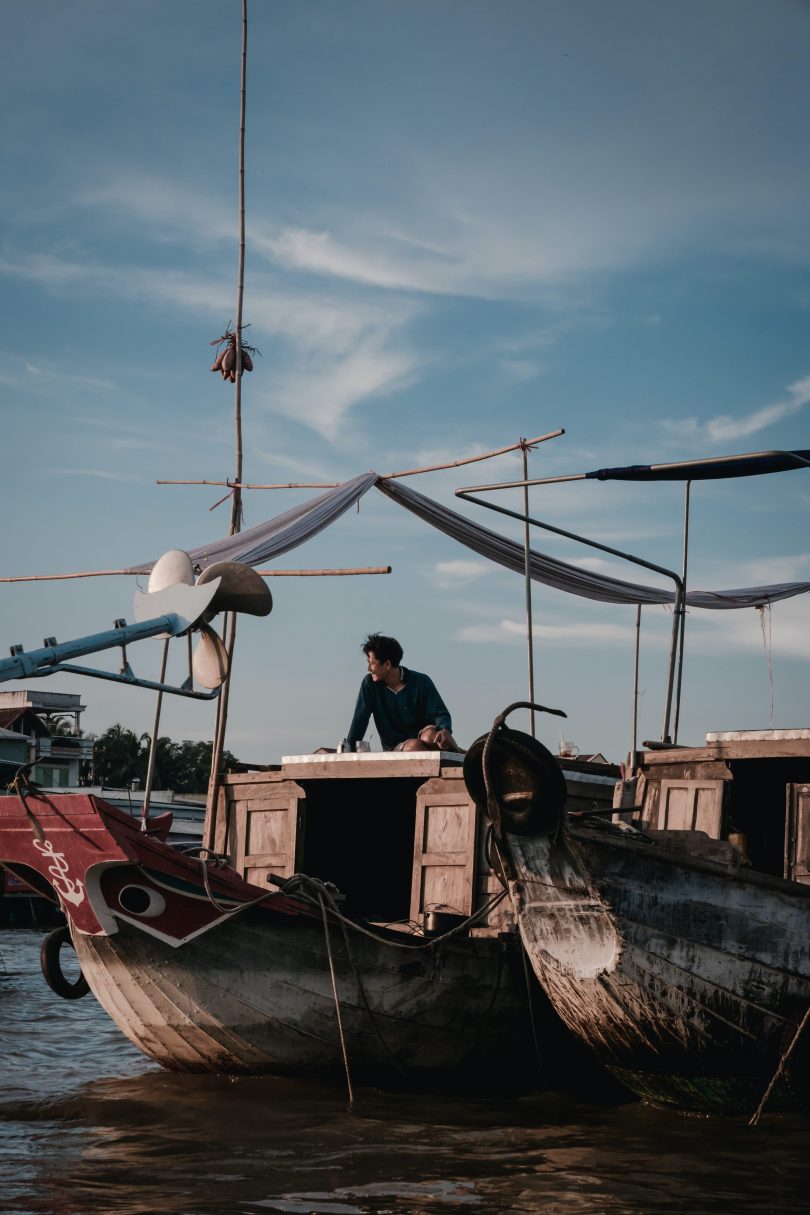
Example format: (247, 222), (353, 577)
(73, 909), (532, 1084)
(509, 824), (810, 1113)
(0, 791), (537, 1087)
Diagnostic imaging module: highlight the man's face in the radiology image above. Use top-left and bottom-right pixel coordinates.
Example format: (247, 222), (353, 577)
(366, 651), (392, 682)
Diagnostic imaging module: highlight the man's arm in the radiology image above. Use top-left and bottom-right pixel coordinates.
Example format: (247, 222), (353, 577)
(346, 675), (374, 747)
(422, 676), (452, 732)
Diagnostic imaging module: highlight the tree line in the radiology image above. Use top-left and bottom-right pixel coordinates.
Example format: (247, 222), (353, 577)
(90, 725), (239, 794)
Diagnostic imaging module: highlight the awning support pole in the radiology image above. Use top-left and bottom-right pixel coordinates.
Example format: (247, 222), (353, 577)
(521, 440), (536, 737)
(672, 480), (691, 744)
(455, 490), (684, 744)
(631, 604), (641, 767)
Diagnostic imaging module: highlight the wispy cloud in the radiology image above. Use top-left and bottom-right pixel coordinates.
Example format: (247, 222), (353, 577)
(690, 552), (810, 590)
(0, 250), (423, 438)
(78, 175), (234, 247)
(688, 598), (810, 663)
(23, 361), (118, 392)
(458, 616), (635, 646)
(267, 341), (420, 441)
(663, 375), (810, 445)
(50, 466), (143, 482)
(430, 560), (492, 590)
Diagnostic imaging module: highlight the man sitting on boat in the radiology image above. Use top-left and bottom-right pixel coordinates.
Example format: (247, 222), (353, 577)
(346, 633), (461, 752)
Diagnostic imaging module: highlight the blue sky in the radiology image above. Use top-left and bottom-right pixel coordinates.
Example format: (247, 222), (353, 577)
(1, 0), (808, 764)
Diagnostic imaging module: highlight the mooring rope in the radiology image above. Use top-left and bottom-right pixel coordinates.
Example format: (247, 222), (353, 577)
(275, 872), (507, 951)
(9, 766), (46, 843)
(317, 890), (354, 1106)
(749, 1003), (810, 1126)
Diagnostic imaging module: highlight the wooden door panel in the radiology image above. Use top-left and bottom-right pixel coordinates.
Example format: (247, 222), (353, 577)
(234, 780), (305, 887)
(785, 783), (810, 883)
(657, 779), (724, 836)
(410, 780), (477, 921)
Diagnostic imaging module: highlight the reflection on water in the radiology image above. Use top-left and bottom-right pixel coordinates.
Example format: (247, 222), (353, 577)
(1, 929), (807, 1215)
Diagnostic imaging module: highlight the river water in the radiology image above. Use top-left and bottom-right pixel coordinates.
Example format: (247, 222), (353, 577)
(1, 929), (807, 1215)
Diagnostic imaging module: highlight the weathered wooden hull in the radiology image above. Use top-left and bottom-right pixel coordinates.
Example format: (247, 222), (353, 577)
(0, 791), (538, 1088)
(509, 824), (810, 1113)
(73, 908), (532, 1084)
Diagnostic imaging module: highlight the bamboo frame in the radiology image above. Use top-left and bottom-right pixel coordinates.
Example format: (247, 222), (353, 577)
(155, 429), (566, 492)
(0, 566), (391, 584)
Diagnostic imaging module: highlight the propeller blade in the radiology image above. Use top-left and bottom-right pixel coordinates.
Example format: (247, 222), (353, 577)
(192, 624), (230, 689)
(195, 562), (273, 618)
(148, 549), (195, 593)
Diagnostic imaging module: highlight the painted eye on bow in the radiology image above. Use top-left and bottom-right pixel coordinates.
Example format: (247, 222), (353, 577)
(118, 885), (166, 918)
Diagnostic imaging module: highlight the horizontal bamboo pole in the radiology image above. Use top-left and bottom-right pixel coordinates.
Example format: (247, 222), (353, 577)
(382, 429), (565, 479)
(0, 570), (129, 583)
(0, 566), (391, 584)
(157, 479), (340, 489)
(257, 566), (391, 576)
(155, 429), (566, 491)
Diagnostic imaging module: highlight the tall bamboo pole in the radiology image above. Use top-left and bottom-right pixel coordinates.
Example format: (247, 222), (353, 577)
(206, 0), (248, 847)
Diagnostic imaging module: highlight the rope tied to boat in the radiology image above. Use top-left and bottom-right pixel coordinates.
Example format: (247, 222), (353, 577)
(270, 872), (511, 1099)
(316, 888), (354, 1106)
(182, 846), (278, 918)
(8, 764), (46, 843)
(749, 1003), (810, 1126)
(269, 871), (507, 951)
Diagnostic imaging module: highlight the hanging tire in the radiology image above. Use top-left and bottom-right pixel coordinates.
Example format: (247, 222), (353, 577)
(464, 726), (567, 837)
(40, 925), (90, 1000)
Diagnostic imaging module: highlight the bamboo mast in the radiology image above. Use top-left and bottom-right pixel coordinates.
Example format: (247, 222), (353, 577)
(206, 0), (248, 843)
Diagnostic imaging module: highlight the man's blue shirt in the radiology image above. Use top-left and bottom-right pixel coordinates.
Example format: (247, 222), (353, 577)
(347, 667), (452, 750)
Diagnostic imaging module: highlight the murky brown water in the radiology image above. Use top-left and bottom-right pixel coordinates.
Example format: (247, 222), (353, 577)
(1, 929), (807, 1215)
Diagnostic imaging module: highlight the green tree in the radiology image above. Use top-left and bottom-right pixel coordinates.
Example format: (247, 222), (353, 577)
(91, 724), (145, 787)
(91, 727), (239, 793)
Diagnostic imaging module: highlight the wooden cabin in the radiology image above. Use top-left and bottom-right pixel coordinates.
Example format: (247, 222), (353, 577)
(616, 729), (810, 883)
(206, 750), (620, 936)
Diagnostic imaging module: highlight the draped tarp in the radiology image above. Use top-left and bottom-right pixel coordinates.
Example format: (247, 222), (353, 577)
(128, 472), (810, 611)
(125, 472), (378, 574)
(378, 478), (810, 610)
(584, 449), (810, 482)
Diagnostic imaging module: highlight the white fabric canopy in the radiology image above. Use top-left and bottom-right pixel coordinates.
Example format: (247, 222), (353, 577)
(128, 473), (810, 611)
(126, 472), (377, 574)
(380, 479), (810, 610)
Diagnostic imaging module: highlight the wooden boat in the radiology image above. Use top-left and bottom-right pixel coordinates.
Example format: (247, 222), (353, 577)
(462, 714), (810, 1117)
(0, 728), (618, 1086)
(455, 447), (810, 1116)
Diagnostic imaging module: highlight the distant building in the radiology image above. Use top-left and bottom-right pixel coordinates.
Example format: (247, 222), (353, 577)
(0, 725), (30, 782)
(579, 752), (611, 766)
(0, 689), (93, 787)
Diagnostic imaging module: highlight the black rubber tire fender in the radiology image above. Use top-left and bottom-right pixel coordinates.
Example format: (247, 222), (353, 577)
(464, 727), (567, 836)
(40, 925), (90, 1000)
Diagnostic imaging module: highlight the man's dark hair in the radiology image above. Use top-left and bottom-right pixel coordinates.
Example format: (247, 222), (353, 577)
(362, 633), (403, 666)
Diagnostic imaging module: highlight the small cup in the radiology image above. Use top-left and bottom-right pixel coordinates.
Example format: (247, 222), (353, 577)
(356, 740), (371, 753)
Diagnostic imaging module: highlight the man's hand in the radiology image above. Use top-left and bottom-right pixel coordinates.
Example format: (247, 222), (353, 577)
(433, 728), (458, 751)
